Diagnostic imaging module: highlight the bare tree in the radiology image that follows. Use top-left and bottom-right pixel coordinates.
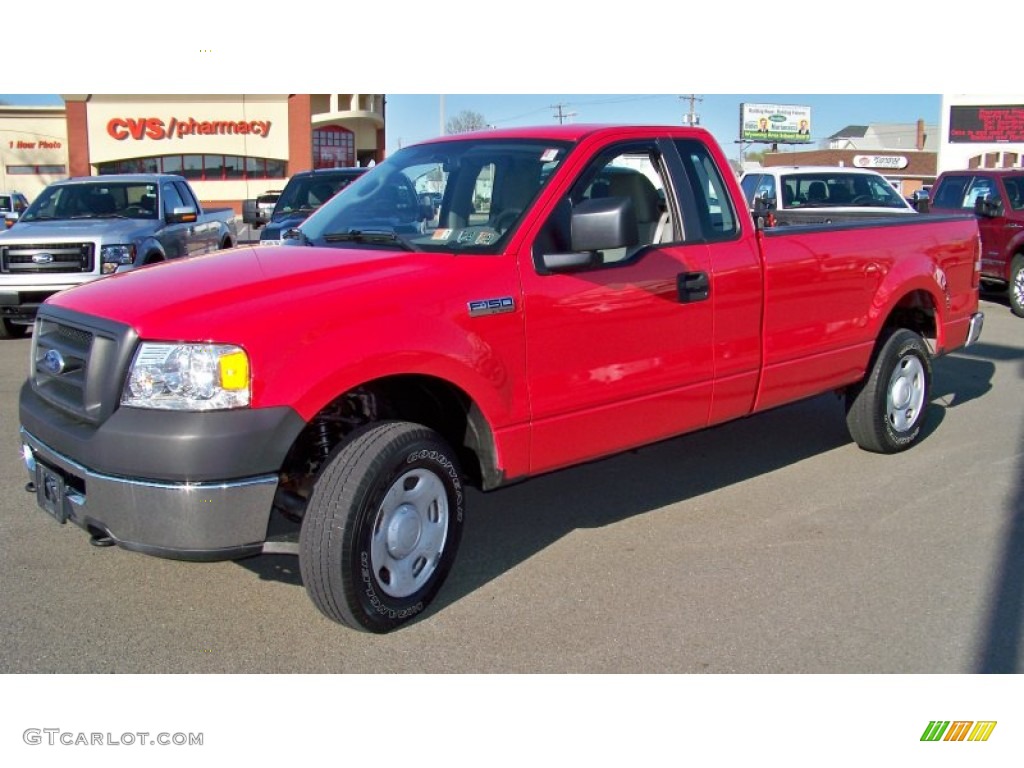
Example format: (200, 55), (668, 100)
(445, 110), (489, 135)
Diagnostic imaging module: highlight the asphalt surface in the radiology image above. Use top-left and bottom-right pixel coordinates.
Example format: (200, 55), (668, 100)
(0, 293), (1021, 673)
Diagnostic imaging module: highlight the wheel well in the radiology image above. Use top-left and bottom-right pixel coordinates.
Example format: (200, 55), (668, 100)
(882, 290), (937, 351)
(220, 237), (233, 249)
(143, 251), (163, 265)
(279, 375), (499, 505)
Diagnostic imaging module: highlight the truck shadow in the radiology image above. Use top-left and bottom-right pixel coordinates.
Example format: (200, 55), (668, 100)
(237, 353), (1000, 626)
(976, 430), (1024, 673)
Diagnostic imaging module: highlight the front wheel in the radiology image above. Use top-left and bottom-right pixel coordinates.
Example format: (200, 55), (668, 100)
(845, 329), (932, 453)
(299, 421), (465, 632)
(1009, 255), (1024, 318)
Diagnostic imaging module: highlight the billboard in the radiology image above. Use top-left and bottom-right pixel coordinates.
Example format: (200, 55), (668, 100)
(740, 103), (812, 143)
(948, 104), (1024, 143)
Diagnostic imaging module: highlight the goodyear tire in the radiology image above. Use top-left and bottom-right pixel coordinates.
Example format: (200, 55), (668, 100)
(299, 421), (465, 632)
(845, 329), (932, 454)
(1009, 254), (1024, 318)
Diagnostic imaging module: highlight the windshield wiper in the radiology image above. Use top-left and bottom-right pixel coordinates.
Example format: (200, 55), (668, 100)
(322, 229), (419, 252)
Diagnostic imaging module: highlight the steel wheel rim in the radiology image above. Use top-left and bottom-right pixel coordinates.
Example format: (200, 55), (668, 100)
(1013, 267), (1024, 308)
(886, 354), (926, 433)
(370, 468), (449, 598)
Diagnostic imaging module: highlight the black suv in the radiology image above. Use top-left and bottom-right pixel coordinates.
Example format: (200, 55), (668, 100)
(258, 168), (367, 244)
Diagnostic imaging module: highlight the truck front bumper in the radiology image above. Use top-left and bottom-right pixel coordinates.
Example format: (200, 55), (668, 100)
(21, 428), (279, 561)
(965, 311), (984, 348)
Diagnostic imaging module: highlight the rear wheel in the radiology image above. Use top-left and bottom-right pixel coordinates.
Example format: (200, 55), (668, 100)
(299, 421), (465, 633)
(1009, 254), (1024, 318)
(845, 329), (931, 453)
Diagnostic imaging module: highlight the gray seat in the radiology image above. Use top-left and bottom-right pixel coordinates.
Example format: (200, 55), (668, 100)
(607, 171), (662, 243)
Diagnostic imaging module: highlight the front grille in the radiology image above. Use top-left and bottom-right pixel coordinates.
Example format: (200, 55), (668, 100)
(31, 310), (137, 425)
(1, 242), (95, 274)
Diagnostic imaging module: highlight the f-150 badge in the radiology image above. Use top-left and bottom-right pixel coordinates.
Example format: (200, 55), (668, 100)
(468, 297), (515, 317)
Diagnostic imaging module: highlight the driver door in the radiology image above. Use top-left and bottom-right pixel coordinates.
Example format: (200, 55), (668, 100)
(518, 140), (717, 475)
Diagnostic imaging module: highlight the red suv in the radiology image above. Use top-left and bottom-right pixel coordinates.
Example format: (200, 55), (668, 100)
(930, 169), (1024, 317)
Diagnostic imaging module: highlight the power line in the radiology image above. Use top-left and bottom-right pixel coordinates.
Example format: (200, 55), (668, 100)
(550, 102), (578, 125)
(680, 94), (703, 126)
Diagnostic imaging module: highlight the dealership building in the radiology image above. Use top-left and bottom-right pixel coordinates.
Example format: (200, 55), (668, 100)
(0, 94), (386, 209)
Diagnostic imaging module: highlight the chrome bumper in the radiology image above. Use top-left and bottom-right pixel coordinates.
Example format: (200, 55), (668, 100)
(21, 428), (278, 560)
(965, 312), (984, 348)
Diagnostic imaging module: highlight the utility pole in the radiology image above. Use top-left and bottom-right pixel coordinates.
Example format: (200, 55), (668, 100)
(550, 102), (578, 125)
(680, 94), (703, 126)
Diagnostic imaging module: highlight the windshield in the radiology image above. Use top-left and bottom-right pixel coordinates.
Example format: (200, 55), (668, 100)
(22, 182), (159, 221)
(299, 138), (572, 253)
(779, 172), (909, 210)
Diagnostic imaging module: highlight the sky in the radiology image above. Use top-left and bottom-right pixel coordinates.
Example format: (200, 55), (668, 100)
(1, 92), (942, 162)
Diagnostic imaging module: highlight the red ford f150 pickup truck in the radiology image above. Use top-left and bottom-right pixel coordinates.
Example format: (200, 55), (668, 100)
(19, 125), (984, 633)
(929, 168), (1024, 317)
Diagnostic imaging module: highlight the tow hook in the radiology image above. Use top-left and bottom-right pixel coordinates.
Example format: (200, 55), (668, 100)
(25, 482), (36, 493)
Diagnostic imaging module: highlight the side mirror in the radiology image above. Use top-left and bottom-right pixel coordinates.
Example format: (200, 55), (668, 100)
(752, 197), (776, 229)
(571, 196), (638, 252)
(166, 206), (198, 224)
(974, 196), (1002, 218)
(913, 198), (930, 213)
(241, 199), (261, 225)
(538, 196), (638, 273)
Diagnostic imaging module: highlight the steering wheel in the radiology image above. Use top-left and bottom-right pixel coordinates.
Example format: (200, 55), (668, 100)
(850, 195), (873, 206)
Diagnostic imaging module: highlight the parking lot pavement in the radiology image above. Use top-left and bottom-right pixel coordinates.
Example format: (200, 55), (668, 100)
(235, 222), (261, 245)
(0, 295), (1021, 674)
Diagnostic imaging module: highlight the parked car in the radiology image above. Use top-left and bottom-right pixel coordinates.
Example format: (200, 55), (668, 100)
(255, 190), (282, 225)
(20, 124), (982, 632)
(929, 168), (1024, 316)
(740, 166), (918, 226)
(254, 168), (367, 244)
(0, 190), (30, 229)
(0, 174), (237, 338)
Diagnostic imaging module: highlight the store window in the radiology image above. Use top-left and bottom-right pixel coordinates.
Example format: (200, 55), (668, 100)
(7, 164), (67, 175)
(97, 155), (286, 180)
(313, 126), (355, 168)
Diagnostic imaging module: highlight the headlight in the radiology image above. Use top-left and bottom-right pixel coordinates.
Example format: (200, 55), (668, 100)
(101, 244), (137, 274)
(122, 343), (251, 410)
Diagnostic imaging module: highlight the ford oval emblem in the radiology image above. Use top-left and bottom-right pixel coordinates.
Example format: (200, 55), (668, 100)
(32, 252), (55, 264)
(42, 349), (65, 375)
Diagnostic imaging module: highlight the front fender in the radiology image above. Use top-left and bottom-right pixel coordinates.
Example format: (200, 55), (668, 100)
(134, 235), (166, 266)
(249, 310), (529, 439)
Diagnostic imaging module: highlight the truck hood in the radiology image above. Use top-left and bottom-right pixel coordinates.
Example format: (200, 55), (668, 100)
(1, 218), (160, 241)
(260, 213), (312, 240)
(45, 244), (447, 341)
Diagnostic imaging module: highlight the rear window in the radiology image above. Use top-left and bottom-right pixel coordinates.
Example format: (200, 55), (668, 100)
(779, 172), (907, 209)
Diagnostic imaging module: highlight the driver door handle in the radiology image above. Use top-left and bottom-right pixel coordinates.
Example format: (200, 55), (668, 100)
(677, 271), (710, 303)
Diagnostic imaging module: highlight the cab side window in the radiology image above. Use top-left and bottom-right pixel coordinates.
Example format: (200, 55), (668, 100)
(567, 146), (674, 264)
(162, 183), (185, 218)
(672, 139), (738, 240)
(963, 177), (999, 208)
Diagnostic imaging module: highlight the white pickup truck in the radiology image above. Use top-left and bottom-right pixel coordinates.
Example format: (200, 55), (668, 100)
(0, 174), (237, 339)
(740, 166), (918, 226)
